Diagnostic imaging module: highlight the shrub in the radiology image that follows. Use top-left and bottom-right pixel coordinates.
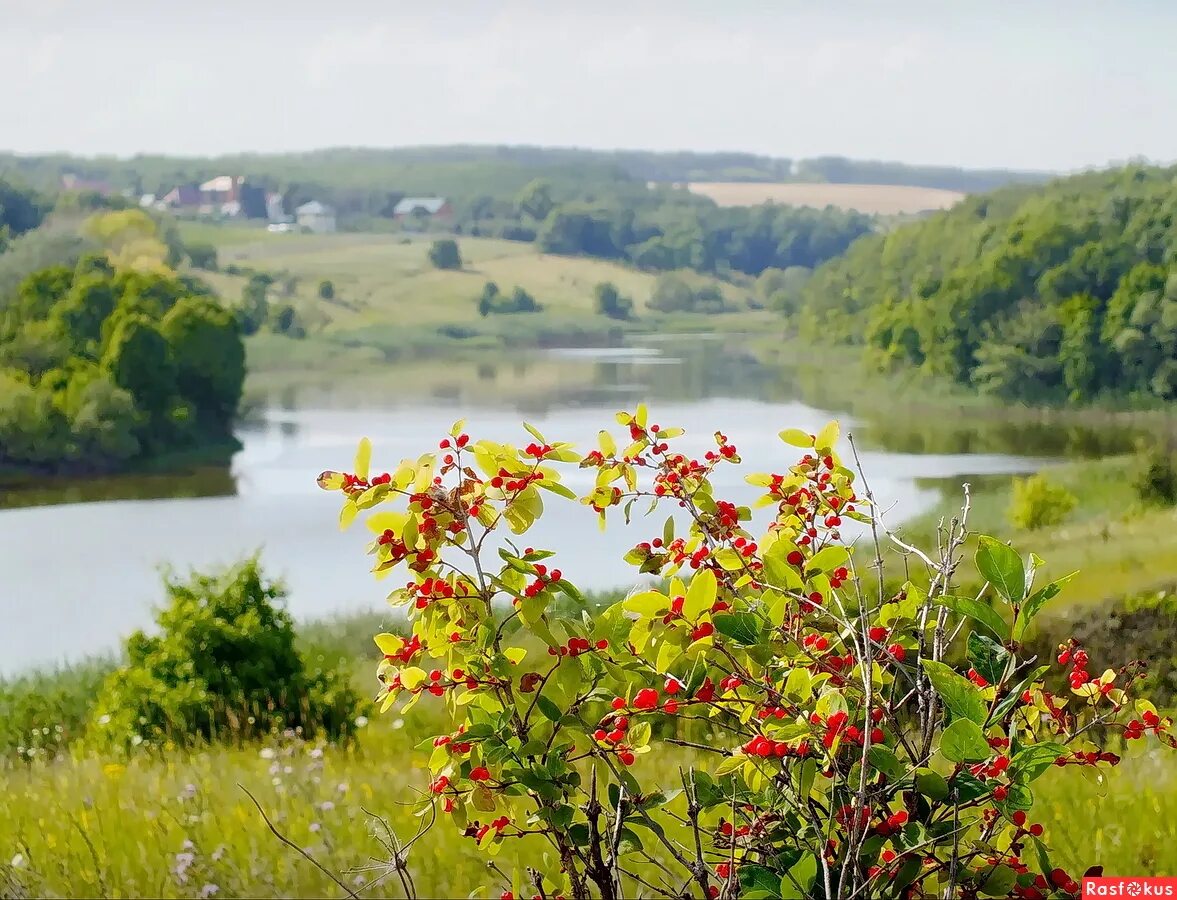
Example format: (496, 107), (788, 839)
(476, 281), (543, 316)
(594, 281), (634, 320)
(428, 238), (462, 270)
(92, 558), (362, 746)
(1007, 473), (1077, 530)
(648, 272), (730, 314)
(318, 279), (335, 300)
(185, 241), (218, 271)
(1135, 450), (1177, 506)
(319, 410), (1175, 899)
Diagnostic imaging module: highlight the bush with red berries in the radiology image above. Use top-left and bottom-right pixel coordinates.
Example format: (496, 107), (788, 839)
(318, 408), (1174, 899)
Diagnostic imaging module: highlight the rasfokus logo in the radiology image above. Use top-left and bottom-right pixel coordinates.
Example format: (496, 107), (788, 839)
(1084, 878), (1177, 897)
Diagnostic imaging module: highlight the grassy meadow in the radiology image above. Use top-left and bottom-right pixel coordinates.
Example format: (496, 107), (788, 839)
(178, 223), (774, 400)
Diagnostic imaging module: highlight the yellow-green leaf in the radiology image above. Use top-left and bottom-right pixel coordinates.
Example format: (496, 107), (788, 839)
(814, 421), (840, 454)
(779, 428), (813, 448)
(354, 437), (372, 480)
(683, 569), (718, 619)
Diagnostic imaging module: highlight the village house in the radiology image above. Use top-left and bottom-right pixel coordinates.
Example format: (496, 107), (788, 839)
(392, 196), (452, 221)
(295, 201), (337, 234)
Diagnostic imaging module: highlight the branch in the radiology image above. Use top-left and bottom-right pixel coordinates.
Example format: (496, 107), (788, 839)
(240, 784), (360, 899)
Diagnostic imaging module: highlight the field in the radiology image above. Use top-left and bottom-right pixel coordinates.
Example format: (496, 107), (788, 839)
(686, 182), (966, 215)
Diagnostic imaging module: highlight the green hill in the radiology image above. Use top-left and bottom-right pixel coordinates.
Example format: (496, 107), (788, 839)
(798, 164), (1177, 404)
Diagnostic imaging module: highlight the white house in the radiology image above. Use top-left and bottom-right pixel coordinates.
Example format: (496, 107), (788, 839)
(295, 201), (336, 234)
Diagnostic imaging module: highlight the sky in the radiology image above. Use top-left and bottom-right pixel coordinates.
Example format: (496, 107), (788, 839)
(3, 0), (1177, 171)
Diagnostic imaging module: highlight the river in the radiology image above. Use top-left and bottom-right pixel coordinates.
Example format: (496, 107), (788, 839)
(0, 337), (1059, 674)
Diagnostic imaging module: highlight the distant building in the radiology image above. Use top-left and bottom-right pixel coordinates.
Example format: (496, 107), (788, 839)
(392, 196), (452, 220)
(266, 192), (291, 223)
(158, 184), (202, 210)
(296, 201), (336, 234)
(61, 174), (113, 195)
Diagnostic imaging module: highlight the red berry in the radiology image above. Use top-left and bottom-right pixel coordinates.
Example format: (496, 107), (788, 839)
(470, 766), (490, 782)
(611, 697), (627, 711)
(618, 750), (635, 766)
(787, 550), (804, 566)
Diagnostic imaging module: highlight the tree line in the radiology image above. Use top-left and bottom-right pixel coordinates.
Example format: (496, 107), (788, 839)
(797, 164), (1177, 403)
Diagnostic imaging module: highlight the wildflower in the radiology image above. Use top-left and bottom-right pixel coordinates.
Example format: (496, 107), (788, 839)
(200, 885), (219, 899)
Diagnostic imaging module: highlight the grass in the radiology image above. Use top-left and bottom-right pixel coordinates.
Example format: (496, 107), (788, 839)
(685, 182), (965, 215)
(181, 225), (768, 364)
(4, 679), (1177, 897)
(894, 453), (1177, 619)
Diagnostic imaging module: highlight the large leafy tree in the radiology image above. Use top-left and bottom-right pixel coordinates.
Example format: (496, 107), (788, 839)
(159, 297), (245, 428)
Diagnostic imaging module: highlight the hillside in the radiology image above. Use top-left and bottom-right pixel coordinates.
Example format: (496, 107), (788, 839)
(798, 164), (1177, 403)
(179, 225), (774, 392)
(686, 181), (964, 215)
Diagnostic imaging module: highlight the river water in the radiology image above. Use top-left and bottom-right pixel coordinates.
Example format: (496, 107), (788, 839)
(0, 338), (1056, 673)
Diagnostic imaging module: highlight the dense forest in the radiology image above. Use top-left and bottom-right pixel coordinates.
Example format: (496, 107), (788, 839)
(0, 212), (244, 473)
(798, 164), (1177, 403)
(793, 156), (1052, 192)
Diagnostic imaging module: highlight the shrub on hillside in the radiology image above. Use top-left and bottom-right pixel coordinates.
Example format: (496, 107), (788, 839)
(1135, 450), (1177, 507)
(1007, 472), (1077, 530)
(185, 241), (218, 271)
(476, 281), (542, 316)
(428, 238), (462, 270)
(593, 281), (633, 320)
(92, 558), (361, 746)
(647, 272), (729, 314)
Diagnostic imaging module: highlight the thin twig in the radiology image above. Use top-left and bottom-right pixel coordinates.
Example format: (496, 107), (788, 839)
(239, 784), (360, 899)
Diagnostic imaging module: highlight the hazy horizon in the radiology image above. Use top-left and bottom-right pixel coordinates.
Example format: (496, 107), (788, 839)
(5, 0), (1177, 172)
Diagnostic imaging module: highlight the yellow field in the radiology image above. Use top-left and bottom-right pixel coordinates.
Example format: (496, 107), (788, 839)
(687, 181), (965, 215)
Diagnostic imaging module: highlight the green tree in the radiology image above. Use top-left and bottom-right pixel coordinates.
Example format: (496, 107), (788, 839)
(428, 239), (462, 270)
(593, 281), (633, 320)
(516, 178), (555, 221)
(50, 274), (117, 358)
(101, 314), (177, 418)
(185, 241), (218, 271)
(477, 282), (499, 317)
(318, 279), (335, 299)
(0, 370), (70, 465)
(238, 273), (271, 336)
(159, 297), (245, 430)
(64, 372), (142, 461)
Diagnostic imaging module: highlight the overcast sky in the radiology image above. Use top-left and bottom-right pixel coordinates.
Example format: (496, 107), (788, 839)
(4, 0), (1176, 171)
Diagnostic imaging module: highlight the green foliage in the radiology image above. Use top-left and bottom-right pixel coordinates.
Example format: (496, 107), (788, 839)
(592, 281), (633, 320)
(0, 253), (244, 472)
(267, 302), (306, 338)
(647, 272), (729, 314)
(516, 178), (555, 221)
(427, 238), (463, 270)
(92, 559), (362, 746)
(185, 241), (218, 271)
(800, 164), (1177, 402)
(237, 272), (271, 336)
(317, 278), (334, 299)
(1007, 473), (1078, 531)
(476, 281), (542, 316)
(1135, 450), (1177, 507)
(0, 178), (48, 250)
(158, 297), (245, 428)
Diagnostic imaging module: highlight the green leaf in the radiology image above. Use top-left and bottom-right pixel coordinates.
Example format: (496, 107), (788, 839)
(921, 659), (988, 724)
(975, 536), (1025, 604)
(807, 545), (849, 574)
(980, 865), (1017, 897)
(915, 770), (949, 800)
(992, 665), (1049, 723)
(940, 718), (991, 763)
(713, 613), (761, 646)
(936, 595), (1010, 641)
(867, 745), (905, 779)
(763, 543), (806, 591)
(683, 569), (718, 618)
(783, 854), (817, 898)
(1008, 743), (1067, 784)
(535, 696), (562, 722)
(814, 420), (840, 454)
(967, 632), (1011, 686)
(738, 865), (779, 896)
(1014, 573), (1076, 640)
